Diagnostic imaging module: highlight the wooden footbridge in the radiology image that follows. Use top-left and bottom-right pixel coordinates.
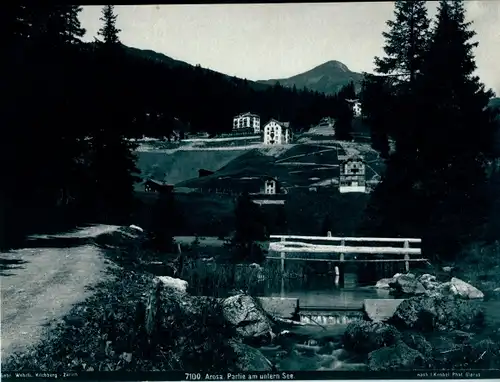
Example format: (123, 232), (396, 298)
(267, 233), (428, 290)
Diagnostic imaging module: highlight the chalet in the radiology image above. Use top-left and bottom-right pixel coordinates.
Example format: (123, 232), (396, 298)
(198, 169), (214, 178)
(233, 112), (261, 134)
(263, 119), (293, 145)
(346, 99), (362, 117)
(339, 155), (366, 193)
(144, 179), (174, 193)
(318, 117), (335, 128)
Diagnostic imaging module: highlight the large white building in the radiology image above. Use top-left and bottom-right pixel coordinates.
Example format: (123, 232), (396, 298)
(263, 119), (292, 145)
(233, 112), (260, 133)
(346, 99), (362, 117)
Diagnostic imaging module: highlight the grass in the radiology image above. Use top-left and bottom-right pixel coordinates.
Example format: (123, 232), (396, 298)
(454, 241), (500, 300)
(2, 243), (240, 373)
(135, 149), (247, 186)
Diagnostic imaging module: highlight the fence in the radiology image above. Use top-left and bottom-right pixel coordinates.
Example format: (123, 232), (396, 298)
(267, 233), (426, 286)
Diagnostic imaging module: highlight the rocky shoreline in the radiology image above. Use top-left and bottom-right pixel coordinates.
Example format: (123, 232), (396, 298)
(342, 272), (500, 371)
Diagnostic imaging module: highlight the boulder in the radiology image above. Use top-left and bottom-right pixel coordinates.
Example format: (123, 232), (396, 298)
(363, 299), (405, 322)
(374, 273), (405, 289)
(449, 277), (484, 299)
(229, 340), (273, 371)
(222, 294), (274, 343)
(342, 320), (401, 354)
(418, 274), (440, 291)
(389, 275), (426, 296)
(401, 332), (432, 357)
(389, 296), (485, 332)
(375, 278), (394, 289)
(157, 276), (188, 294)
(368, 341), (426, 371)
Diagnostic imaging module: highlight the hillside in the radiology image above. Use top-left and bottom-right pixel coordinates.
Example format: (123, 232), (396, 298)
(257, 60), (363, 95)
(177, 139), (384, 192)
(122, 45), (270, 92)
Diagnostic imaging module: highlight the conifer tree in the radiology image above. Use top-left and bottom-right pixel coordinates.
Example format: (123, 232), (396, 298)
(374, 0), (431, 87)
(97, 5), (121, 45)
(88, 4), (140, 222)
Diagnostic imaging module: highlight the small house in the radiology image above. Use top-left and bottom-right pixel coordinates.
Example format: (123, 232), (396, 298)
(263, 119), (292, 145)
(233, 112), (261, 134)
(144, 179), (173, 193)
(339, 155), (366, 193)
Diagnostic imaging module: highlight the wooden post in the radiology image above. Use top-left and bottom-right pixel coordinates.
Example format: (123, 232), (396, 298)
(404, 240), (410, 273)
(280, 237), (285, 298)
(339, 239), (345, 288)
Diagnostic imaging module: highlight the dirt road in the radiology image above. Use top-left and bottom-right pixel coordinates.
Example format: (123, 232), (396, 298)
(0, 225), (117, 361)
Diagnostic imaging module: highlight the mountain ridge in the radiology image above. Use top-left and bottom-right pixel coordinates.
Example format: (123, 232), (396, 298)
(257, 60), (363, 95)
(118, 44), (362, 96)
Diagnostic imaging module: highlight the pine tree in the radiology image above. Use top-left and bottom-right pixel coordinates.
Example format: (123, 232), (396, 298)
(87, 4), (140, 222)
(334, 83), (355, 141)
(366, 0), (497, 258)
(97, 5), (121, 45)
(359, 74), (392, 158)
(64, 6), (86, 44)
(374, 0), (431, 87)
(232, 193), (267, 262)
(149, 189), (176, 252)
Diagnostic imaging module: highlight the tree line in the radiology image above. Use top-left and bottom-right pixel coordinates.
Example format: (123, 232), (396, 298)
(359, 0), (500, 260)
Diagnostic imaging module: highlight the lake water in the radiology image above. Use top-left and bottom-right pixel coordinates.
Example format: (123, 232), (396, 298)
(258, 272), (392, 309)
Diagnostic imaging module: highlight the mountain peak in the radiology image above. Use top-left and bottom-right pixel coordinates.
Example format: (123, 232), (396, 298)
(257, 59), (362, 95)
(317, 60), (350, 73)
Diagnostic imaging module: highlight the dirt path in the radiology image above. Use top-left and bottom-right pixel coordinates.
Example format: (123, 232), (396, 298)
(1, 226), (116, 361)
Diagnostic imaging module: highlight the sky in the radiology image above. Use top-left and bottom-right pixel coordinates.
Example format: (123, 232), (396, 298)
(80, 2), (500, 95)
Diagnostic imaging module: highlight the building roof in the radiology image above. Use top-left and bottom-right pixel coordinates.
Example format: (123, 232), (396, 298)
(265, 119), (291, 129)
(145, 179), (165, 186)
(235, 112), (260, 118)
(342, 155), (365, 164)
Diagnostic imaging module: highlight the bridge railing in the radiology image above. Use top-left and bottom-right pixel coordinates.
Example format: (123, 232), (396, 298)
(267, 234), (425, 273)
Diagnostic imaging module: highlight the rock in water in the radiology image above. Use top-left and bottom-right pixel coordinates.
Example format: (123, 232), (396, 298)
(389, 275), (426, 296)
(389, 296), (485, 332)
(374, 273), (405, 289)
(363, 299), (405, 322)
(449, 277), (484, 299)
(368, 341), (425, 371)
(222, 294), (274, 343)
(342, 320), (401, 353)
(157, 276), (188, 294)
(229, 340), (273, 371)
(375, 278), (394, 289)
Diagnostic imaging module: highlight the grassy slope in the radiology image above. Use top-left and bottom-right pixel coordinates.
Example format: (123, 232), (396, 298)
(166, 138), (381, 237)
(135, 149), (247, 186)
